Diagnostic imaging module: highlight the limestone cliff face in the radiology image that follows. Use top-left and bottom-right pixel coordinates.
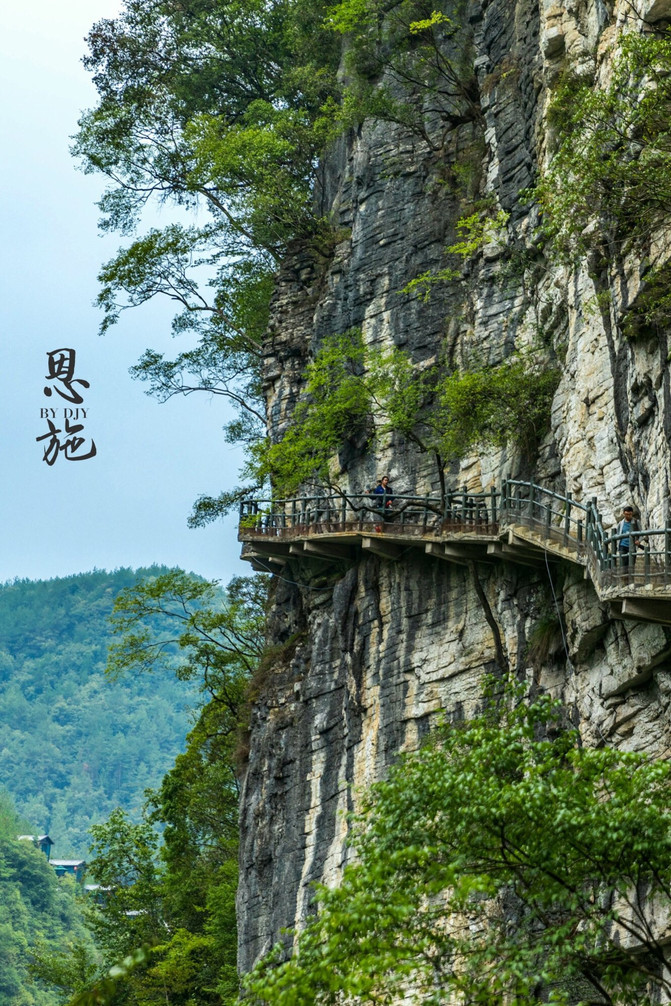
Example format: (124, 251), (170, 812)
(238, 0), (671, 972)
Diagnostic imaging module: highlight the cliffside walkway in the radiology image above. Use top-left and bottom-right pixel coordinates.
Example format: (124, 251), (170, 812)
(239, 481), (671, 626)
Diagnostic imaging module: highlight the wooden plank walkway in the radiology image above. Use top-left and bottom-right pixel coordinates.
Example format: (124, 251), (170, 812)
(238, 482), (671, 625)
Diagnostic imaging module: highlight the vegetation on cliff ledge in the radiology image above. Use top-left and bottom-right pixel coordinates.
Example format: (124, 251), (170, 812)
(538, 30), (671, 263)
(246, 681), (671, 1006)
(249, 329), (559, 495)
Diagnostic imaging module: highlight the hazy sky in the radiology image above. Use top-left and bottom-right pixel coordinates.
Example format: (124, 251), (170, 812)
(0, 1), (248, 585)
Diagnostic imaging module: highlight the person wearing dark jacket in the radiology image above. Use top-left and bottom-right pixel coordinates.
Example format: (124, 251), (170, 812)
(372, 476), (394, 523)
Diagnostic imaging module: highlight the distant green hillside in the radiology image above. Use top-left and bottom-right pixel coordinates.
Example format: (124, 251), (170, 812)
(0, 790), (93, 1006)
(0, 568), (195, 857)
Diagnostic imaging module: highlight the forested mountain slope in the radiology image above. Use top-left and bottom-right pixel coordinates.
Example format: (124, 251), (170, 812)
(0, 569), (195, 856)
(0, 791), (92, 1006)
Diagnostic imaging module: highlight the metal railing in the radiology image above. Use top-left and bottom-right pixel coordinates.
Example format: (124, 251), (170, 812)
(598, 529), (671, 590)
(501, 480), (592, 555)
(239, 482), (671, 594)
(498, 482), (671, 591)
(239, 489), (500, 539)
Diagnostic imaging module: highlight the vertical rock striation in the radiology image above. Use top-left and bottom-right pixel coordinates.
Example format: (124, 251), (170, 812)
(238, 0), (671, 972)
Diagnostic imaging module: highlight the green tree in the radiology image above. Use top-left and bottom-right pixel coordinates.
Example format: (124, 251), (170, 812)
(329, 0), (479, 148)
(73, 0), (341, 513)
(246, 680), (671, 1006)
(78, 571), (267, 1006)
(29, 941), (101, 1003)
(537, 29), (671, 263)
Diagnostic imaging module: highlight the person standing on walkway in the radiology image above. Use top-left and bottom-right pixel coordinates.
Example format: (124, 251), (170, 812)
(373, 476), (394, 526)
(616, 505), (641, 572)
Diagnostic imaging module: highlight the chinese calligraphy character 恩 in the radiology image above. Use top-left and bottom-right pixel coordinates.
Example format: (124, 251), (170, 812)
(43, 348), (90, 405)
(37, 349), (97, 465)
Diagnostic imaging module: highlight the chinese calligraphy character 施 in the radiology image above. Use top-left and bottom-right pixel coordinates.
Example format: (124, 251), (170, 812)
(36, 418), (97, 466)
(43, 348), (90, 405)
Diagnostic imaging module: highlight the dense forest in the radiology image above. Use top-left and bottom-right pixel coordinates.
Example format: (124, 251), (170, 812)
(0, 569), (195, 856)
(0, 567), (265, 1005)
(0, 791), (93, 1006)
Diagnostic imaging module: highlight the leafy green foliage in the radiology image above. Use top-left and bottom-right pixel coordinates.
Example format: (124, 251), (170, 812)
(29, 940), (101, 1003)
(253, 332), (558, 493)
(85, 810), (163, 970)
(253, 329), (371, 494)
(537, 30), (671, 260)
(76, 571), (267, 1006)
(0, 793), (94, 1006)
(96, 226), (270, 436)
(74, 0), (340, 338)
(75, 0), (345, 521)
(0, 569), (196, 857)
(329, 0), (478, 148)
(622, 260), (671, 340)
(75, 0), (339, 248)
(403, 202), (509, 301)
(245, 681), (671, 1006)
(66, 947), (151, 1006)
(437, 353), (560, 461)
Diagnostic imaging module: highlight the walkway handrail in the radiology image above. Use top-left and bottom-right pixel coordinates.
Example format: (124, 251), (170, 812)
(238, 482), (671, 592)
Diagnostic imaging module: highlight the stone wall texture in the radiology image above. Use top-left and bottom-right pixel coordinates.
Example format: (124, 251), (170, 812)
(237, 0), (671, 973)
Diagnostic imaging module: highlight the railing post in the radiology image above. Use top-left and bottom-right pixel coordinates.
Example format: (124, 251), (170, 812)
(501, 480), (508, 518)
(291, 498), (297, 529)
(529, 482), (535, 525)
(591, 499), (599, 557)
(490, 486), (497, 526)
(545, 495), (552, 537)
(462, 485), (469, 524)
(564, 493), (572, 545)
(644, 542), (651, 582)
(665, 530), (671, 583)
(585, 502), (593, 549)
(608, 530), (617, 572)
(577, 518), (583, 545)
(598, 523), (606, 574)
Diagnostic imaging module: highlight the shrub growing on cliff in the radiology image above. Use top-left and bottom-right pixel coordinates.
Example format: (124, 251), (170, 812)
(252, 332), (558, 495)
(245, 681), (671, 1006)
(249, 329), (435, 494)
(328, 0), (479, 147)
(537, 29), (671, 261)
(437, 353), (560, 462)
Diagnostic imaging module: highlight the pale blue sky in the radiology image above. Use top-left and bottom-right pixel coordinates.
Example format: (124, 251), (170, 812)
(0, 1), (247, 584)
